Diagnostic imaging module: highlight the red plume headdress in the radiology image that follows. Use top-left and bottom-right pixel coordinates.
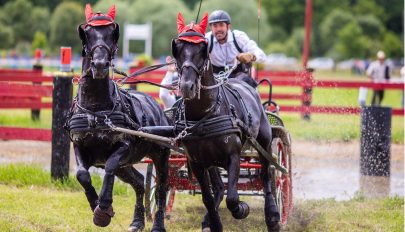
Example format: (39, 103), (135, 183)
(85, 4), (116, 26)
(177, 12), (208, 43)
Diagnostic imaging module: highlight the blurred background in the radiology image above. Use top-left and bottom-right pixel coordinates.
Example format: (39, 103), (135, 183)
(0, 0), (402, 72)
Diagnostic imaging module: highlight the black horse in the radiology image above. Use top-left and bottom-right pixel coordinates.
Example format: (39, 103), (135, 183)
(66, 5), (169, 232)
(171, 13), (280, 232)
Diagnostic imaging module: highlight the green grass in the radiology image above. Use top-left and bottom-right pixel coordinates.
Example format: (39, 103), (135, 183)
(287, 196), (404, 232)
(0, 164), (135, 196)
(0, 164), (403, 231)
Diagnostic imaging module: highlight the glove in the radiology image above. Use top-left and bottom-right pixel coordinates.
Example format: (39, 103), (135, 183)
(237, 52), (256, 64)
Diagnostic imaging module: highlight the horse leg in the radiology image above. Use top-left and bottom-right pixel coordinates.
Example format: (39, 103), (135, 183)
(93, 142), (129, 227)
(210, 167), (225, 209)
(150, 148), (170, 232)
(226, 154), (250, 220)
(257, 124), (280, 232)
(74, 145), (98, 211)
(115, 167), (145, 232)
(202, 167), (224, 230)
(191, 162), (223, 232)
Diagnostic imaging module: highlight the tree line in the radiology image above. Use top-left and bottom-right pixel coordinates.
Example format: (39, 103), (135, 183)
(0, 0), (402, 60)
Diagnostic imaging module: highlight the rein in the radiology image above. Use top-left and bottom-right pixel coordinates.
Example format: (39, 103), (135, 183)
(115, 61), (176, 85)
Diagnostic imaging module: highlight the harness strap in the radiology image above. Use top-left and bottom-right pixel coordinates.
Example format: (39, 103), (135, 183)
(224, 84), (252, 129)
(115, 61), (175, 85)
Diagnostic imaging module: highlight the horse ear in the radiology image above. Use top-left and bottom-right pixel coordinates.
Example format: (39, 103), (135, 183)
(78, 24), (86, 42)
(77, 24), (87, 57)
(199, 12), (208, 34)
(85, 4), (93, 22)
(204, 43), (209, 60)
(107, 5), (116, 21)
(177, 12), (185, 33)
(171, 39), (178, 58)
(113, 23), (120, 43)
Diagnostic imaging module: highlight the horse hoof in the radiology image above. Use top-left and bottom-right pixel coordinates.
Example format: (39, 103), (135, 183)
(231, 201), (250, 219)
(202, 227), (211, 232)
(128, 226), (144, 232)
(151, 228), (166, 232)
(267, 221), (281, 232)
(93, 205), (115, 227)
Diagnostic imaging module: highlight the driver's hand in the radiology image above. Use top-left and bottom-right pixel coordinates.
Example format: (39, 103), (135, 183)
(237, 52), (256, 64)
(166, 56), (176, 72)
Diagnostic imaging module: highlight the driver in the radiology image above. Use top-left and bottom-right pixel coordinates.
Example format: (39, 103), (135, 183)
(206, 10), (266, 87)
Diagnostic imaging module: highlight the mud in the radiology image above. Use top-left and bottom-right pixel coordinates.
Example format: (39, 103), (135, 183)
(0, 139), (403, 200)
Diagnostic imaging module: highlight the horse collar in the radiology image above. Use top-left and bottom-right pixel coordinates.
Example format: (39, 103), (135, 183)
(75, 82), (121, 118)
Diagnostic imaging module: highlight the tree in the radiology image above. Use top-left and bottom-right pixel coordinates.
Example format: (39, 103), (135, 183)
(202, 0), (270, 46)
(0, 23), (14, 49)
(352, 0), (386, 23)
(31, 31), (48, 54)
(262, 0), (305, 34)
(319, 9), (355, 55)
(383, 31), (403, 58)
(50, 2), (83, 53)
(31, 7), (51, 35)
(0, 0), (49, 46)
(335, 21), (371, 59)
(2, 0), (35, 43)
(374, 0), (403, 34)
(128, 0), (191, 57)
(356, 14), (385, 40)
(181, 0), (201, 10)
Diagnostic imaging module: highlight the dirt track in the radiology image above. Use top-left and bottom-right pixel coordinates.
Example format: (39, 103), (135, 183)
(0, 139), (403, 200)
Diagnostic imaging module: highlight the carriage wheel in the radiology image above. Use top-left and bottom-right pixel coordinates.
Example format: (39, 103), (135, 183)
(144, 163), (154, 221)
(271, 138), (292, 225)
(144, 163), (175, 220)
(147, 185), (175, 220)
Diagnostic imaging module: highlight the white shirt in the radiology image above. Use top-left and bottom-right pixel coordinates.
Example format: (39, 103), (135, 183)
(206, 29), (266, 68)
(366, 60), (390, 83)
(159, 71), (178, 109)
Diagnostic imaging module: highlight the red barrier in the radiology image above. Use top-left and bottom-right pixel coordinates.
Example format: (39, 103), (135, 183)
(0, 127), (51, 141)
(0, 68), (54, 141)
(0, 67), (403, 142)
(128, 68), (404, 116)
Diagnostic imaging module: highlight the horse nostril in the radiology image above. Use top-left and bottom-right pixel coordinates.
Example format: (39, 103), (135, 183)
(190, 84), (194, 91)
(91, 61), (95, 67)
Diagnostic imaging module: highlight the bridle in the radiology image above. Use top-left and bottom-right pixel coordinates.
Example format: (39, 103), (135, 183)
(78, 24), (119, 82)
(84, 43), (118, 62)
(174, 38), (233, 99)
(80, 23), (118, 63)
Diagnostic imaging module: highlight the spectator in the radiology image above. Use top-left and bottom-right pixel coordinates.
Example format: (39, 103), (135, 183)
(366, 51), (391, 106)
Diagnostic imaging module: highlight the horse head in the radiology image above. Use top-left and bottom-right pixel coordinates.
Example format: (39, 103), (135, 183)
(78, 4), (119, 79)
(172, 12), (210, 100)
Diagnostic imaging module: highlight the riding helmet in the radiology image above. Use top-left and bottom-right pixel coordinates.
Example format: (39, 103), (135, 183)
(208, 10), (231, 24)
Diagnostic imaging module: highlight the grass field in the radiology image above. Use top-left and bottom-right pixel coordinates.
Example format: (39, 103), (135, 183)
(0, 69), (403, 143)
(0, 164), (403, 232)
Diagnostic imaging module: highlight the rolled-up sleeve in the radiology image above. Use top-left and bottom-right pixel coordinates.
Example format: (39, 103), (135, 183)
(234, 30), (266, 63)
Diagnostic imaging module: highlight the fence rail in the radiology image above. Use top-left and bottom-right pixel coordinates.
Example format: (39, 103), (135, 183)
(0, 67), (403, 141)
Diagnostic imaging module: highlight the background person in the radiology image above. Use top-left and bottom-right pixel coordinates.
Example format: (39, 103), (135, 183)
(366, 50), (391, 106)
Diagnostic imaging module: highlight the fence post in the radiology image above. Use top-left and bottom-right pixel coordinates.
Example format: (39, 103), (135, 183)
(301, 68), (313, 120)
(31, 49), (43, 121)
(360, 106), (391, 176)
(51, 47), (73, 180)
